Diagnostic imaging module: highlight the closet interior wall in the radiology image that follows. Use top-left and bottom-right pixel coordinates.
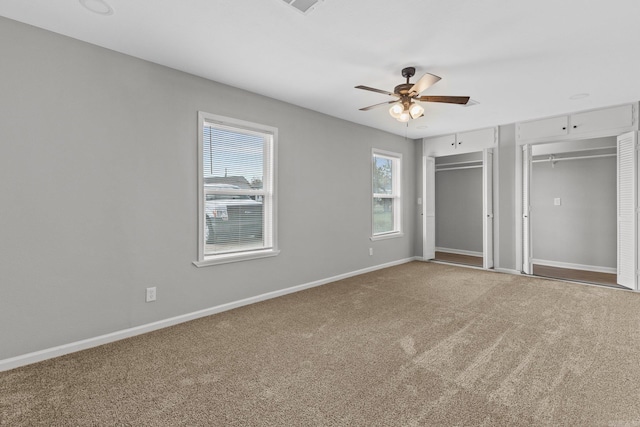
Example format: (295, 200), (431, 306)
(435, 152), (483, 256)
(530, 137), (617, 272)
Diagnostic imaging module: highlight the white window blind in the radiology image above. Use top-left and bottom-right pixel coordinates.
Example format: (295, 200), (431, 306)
(196, 112), (278, 266)
(372, 149), (402, 237)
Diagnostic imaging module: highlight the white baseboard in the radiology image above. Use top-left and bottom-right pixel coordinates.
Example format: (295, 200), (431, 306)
(430, 260), (485, 270)
(532, 258), (616, 275)
(0, 257), (417, 373)
(435, 247), (483, 258)
(494, 268), (522, 275)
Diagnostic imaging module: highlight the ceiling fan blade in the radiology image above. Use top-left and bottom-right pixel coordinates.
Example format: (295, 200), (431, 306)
(418, 95), (470, 105)
(355, 85), (400, 98)
(359, 100), (398, 111)
(409, 73), (441, 95)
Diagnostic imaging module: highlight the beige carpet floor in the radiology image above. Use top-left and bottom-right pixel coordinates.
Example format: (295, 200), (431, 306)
(3, 262), (640, 426)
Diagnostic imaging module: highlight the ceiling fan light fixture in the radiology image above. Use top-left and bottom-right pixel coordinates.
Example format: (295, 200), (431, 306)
(389, 103), (404, 119)
(409, 103), (424, 119)
(397, 111), (411, 123)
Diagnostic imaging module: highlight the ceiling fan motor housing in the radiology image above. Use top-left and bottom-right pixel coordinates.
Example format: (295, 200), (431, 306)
(397, 67), (417, 95)
(394, 83), (414, 95)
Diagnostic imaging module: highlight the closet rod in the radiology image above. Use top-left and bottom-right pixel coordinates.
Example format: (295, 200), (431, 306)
(588, 145), (616, 150)
(435, 165), (483, 172)
(435, 160), (482, 168)
(531, 153), (616, 164)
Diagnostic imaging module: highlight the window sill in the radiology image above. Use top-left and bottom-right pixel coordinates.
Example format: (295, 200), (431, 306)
(193, 248), (280, 267)
(370, 232), (404, 241)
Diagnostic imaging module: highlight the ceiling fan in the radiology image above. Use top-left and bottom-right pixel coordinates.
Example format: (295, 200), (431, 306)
(355, 67), (470, 122)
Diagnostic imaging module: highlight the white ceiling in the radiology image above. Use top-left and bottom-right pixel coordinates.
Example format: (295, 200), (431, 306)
(2, 0), (640, 139)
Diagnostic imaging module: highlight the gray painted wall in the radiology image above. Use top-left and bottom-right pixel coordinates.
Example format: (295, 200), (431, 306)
(434, 159), (483, 253)
(0, 18), (418, 360)
(497, 124), (516, 270)
(531, 155), (616, 268)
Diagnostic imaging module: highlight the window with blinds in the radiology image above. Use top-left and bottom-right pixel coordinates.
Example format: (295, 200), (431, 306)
(372, 149), (402, 238)
(195, 112), (278, 266)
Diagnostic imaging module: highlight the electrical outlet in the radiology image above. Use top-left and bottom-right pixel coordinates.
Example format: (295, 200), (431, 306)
(554, 197), (561, 206)
(369, 248), (373, 256)
(146, 287), (156, 302)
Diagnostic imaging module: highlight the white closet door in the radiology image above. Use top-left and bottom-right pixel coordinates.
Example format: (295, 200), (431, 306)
(483, 149), (494, 269)
(423, 156), (436, 260)
(617, 131), (638, 289)
(522, 144), (532, 274)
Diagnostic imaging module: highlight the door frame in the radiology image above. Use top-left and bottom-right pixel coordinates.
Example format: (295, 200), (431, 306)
(515, 132), (638, 289)
(483, 148), (494, 269)
(422, 156), (436, 260)
(422, 147), (496, 270)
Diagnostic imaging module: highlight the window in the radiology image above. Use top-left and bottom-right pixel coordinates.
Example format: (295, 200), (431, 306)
(194, 112), (278, 266)
(372, 149), (402, 239)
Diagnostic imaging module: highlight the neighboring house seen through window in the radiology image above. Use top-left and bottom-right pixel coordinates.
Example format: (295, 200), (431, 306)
(372, 149), (402, 239)
(194, 112), (278, 266)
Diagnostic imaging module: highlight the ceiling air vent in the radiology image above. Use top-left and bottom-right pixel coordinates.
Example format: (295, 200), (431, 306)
(281, 0), (323, 14)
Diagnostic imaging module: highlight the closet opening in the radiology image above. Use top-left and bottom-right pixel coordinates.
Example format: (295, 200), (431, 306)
(526, 137), (622, 288)
(433, 152), (485, 268)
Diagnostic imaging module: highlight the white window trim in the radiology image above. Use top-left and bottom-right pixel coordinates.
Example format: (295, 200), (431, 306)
(193, 112), (279, 267)
(371, 148), (403, 240)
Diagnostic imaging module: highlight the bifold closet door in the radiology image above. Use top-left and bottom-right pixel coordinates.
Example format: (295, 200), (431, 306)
(423, 156), (436, 260)
(617, 131), (638, 289)
(522, 144), (532, 274)
(483, 149), (494, 269)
